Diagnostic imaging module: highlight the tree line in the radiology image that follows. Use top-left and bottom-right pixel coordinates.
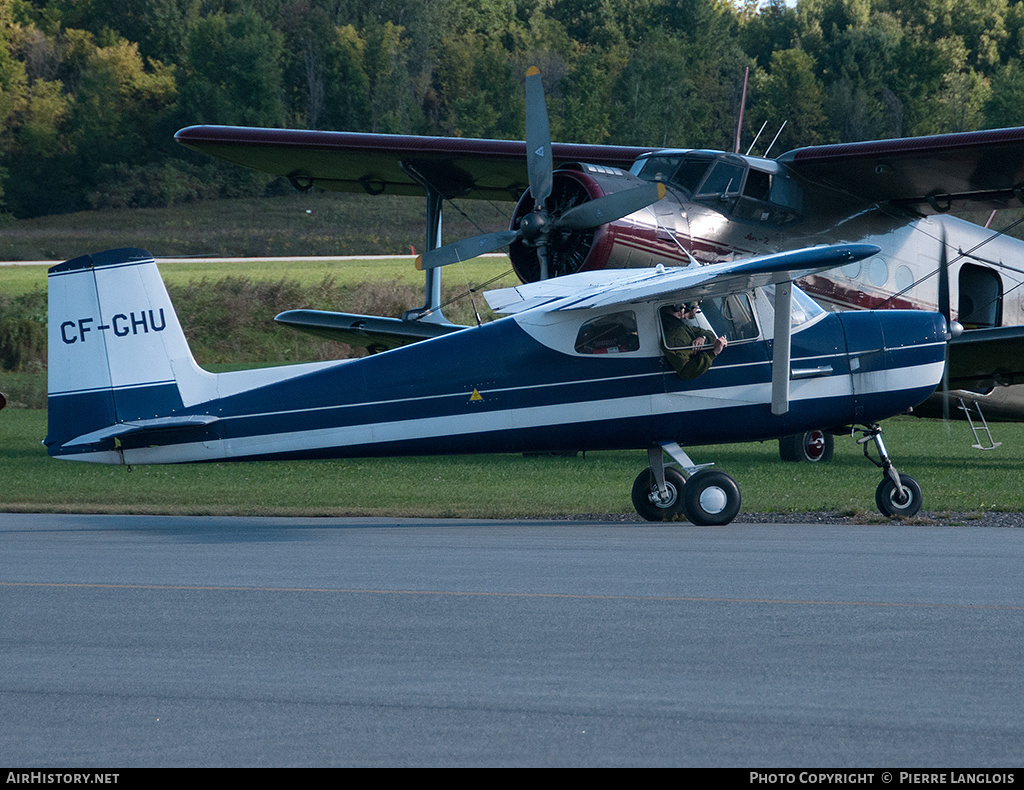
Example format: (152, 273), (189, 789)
(3, 0), (1024, 219)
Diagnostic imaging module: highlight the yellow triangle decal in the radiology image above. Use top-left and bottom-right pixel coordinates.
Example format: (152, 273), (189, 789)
(469, 389), (483, 401)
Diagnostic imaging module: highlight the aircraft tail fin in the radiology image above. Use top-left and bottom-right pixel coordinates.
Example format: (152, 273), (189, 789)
(45, 248), (215, 459)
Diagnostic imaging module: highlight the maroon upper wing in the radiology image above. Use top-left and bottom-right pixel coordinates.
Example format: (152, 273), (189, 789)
(777, 127), (1024, 213)
(175, 126), (651, 201)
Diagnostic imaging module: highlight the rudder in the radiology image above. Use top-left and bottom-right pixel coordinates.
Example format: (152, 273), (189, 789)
(46, 248), (213, 460)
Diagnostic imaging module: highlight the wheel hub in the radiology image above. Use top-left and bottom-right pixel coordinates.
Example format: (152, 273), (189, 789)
(698, 486), (728, 515)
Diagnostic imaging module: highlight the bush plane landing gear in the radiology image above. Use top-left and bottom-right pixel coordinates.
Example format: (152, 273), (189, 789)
(854, 424), (923, 518)
(633, 443), (742, 525)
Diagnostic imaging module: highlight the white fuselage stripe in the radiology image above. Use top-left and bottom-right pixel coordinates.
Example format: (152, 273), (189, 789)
(103, 359), (944, 465)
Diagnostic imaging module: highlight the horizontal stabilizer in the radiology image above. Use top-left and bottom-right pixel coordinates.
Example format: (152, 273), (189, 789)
(275, 310), (465, 351)
(947, 325), (1024, 391)
(62, 415), (219, 448)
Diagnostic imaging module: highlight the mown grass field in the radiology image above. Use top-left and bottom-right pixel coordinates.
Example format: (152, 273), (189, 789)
(0, 192), (512, 262)
(3, 408), (1023, 519)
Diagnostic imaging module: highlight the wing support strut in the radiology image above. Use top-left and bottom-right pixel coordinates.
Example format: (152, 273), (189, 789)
(771, 282), (792, 415)
(400, 162), (447, 324)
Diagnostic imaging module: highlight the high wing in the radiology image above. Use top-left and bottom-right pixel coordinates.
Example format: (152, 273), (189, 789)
(274, 309), (464, 351)
(175, 126), (650, 201)
(777, 126), (1024, 213)
(485, 244), (881, 314)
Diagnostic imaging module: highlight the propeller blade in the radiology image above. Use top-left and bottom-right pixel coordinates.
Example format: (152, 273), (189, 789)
(938, 226), (951, 422)
(554, 182), (666, 230)
(416, 230), (520, 270)
(525, 66), (553, 209)
(937, 225), (951, 323)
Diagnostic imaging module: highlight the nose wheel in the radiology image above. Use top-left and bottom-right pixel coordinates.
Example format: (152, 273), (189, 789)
(856, 424), (923, 518)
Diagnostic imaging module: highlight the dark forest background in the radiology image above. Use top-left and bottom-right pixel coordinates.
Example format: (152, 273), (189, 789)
(3, 0), (1024, 219)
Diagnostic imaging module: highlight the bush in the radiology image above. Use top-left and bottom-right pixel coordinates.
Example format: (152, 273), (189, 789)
(0, 290), (47, 371)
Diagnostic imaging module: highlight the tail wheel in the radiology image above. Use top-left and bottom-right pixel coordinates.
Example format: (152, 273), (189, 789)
(875, 473), (923, 518)
(631, 467), (686, 522)
(779, 430), (834, 463)
(682, 470), (742, 526)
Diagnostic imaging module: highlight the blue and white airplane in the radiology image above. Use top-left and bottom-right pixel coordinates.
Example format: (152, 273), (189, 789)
(45, 242), (947, 524)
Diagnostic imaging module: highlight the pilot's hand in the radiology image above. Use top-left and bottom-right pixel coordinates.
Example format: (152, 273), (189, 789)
(693, 336), (706, 349)
(713, 336), (728, 356)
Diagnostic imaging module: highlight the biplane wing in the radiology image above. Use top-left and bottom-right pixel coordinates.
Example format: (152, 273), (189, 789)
(274, 309), (465, 351)
(778, 126), (1024, 213)
(947, 324), (1024, 391)
(174, 125), (650, 201)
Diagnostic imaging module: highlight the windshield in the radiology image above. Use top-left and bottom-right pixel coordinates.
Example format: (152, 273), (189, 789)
(763, 284), (826, 330)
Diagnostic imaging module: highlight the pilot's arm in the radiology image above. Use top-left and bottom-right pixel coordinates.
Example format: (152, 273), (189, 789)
(664, 323), (727, 380)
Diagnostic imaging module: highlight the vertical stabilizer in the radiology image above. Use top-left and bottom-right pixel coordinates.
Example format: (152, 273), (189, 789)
(46, 248), (214, 458)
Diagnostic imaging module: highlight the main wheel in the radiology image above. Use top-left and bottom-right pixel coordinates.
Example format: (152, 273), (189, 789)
(779, 430), (834, 463)
(875, 473), (923, 518)
(682, 470), (742, 526)
(631, 467), (686, 522)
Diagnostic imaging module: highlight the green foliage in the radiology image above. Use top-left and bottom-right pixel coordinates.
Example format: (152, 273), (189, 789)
(0, 287), (45, 370)
(178, 8), (285, 127)
(2, 0), (1024, 217)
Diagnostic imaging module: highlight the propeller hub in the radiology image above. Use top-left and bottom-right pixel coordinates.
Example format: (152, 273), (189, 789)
(520, 211), (548, 242)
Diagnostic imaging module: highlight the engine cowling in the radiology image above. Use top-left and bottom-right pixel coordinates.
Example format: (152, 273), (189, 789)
(508, 167), (616, 282)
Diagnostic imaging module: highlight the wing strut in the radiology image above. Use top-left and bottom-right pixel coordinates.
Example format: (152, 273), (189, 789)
(771, 282), (792, 416)
(400, 162), (448, 324)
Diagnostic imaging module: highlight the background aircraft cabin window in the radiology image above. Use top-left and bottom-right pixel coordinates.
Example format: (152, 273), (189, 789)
(959, 264), (1002, 329)
(574, 311), (640, 354)
(697, 161), (745, 198)
(636, 155), (684, 183)
(700, 294), (759, 342)
(673, 157), (714, 193)
(743, 169), (771, 202)
(731, 166), (802, 224)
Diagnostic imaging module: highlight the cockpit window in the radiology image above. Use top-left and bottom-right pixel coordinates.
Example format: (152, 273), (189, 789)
(763, 285), (826, 330)
(674, 157), (713, 193)
(575, 311), (640, 354)
(696, 161), (745, 197)
(700, 294), (760, 341)
(636, 155), (683, 184)
(634, 152), (802, 223)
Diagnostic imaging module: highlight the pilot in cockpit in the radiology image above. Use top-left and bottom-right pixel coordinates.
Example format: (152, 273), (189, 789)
(660, 301), (728, 379)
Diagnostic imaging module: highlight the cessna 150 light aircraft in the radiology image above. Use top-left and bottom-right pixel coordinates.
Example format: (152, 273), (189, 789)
(46, 243), (947, 524)
(45, 68), (1022, 523)
(174, 68), (1024, 462)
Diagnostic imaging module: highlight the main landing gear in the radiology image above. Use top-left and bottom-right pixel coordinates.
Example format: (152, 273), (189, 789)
(854, 423), (923, 518)
(778, 429), (834, 463)
(632, 442), (741, 525)
(632, 425), (922, 524)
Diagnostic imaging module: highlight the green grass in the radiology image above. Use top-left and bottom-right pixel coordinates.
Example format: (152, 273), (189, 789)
(3, 410), (1022, 518)
(0, 192), (513, 262)
(0, 254), (515, 296)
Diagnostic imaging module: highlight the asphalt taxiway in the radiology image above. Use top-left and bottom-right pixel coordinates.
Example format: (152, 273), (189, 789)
(3, 513), (1023, 767)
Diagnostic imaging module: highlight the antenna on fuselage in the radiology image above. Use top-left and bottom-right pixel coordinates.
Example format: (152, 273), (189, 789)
(744, 121), (768, 157)
(763, 121), (788, 158)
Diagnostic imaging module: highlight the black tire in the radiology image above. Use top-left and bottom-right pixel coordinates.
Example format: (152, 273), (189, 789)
(682, 469), (742, 526)
(875, 473), (923, 518)
(779, 430), (834, 463)
(631, 467), (686, 522)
